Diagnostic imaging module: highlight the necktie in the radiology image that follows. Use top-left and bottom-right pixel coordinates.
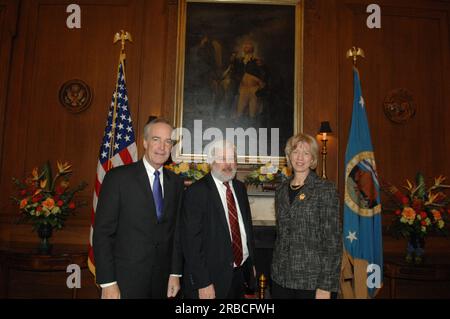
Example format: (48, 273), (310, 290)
(223, 181), (243, 266)
(153, 170), (164, 221)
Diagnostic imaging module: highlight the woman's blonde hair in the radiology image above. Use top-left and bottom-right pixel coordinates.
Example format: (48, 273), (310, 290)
(284, 133), (319, 170)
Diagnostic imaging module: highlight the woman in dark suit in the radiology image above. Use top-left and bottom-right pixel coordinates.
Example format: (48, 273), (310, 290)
(271, 133), (342, 299)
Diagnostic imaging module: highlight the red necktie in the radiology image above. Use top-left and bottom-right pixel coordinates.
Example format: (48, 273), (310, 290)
(223, 182), (243, 267)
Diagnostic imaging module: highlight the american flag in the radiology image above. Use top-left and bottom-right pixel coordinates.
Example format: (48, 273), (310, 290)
(88, 59), (138, 277)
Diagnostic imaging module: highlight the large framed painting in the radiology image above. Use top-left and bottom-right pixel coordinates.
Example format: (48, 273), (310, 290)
(174, 0), (303, 165)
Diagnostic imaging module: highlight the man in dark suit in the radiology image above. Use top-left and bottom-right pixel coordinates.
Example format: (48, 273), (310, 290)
(93, 118), (184, 299)
(182, 140), (256, 299)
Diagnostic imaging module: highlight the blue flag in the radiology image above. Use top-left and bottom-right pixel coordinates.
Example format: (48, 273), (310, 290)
(342, 67), (383, 298)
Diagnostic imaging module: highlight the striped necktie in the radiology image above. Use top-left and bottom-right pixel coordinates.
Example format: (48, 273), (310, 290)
(223, 181), (243, 266)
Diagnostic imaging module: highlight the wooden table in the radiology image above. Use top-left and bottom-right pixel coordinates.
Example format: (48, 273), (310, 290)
(0, 242), (90, 298)
(384, 253), (450, 298)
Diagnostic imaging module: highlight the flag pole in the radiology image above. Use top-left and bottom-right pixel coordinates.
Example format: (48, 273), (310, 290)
(346, 46), (365, 67)
(113, 30), (133, 80)
(107, 31), (133, 170)
(88, 30), (136, 282)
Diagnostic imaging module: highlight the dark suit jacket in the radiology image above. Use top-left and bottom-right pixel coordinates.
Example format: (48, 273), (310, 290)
(181, 173), (256, 299)
(93, 160), (184, 298)
(271, 171), (342, 293)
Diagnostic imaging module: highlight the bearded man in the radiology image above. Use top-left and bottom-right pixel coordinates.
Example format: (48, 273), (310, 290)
(181, 140), (256, 299)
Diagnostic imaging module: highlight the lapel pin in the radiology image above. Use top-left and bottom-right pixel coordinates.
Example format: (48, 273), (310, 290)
(299, 193), (306, 201)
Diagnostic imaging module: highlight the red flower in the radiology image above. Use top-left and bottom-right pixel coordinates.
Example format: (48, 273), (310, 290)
(55, 186), (65, 195)
(401, 197), (409, 206)
(31, 194), (43, 203)
(421, 220), (427, 226)
(391, 187), (409, 205)
(20, 190), (27, 196)
(395, 210), (401, 216)
(57, 200), (64, 207)
(420, 211), (427, 219)
(36, 206), (42, 212)
(412, 199), (423, 212)
(68, 202), (76, 209)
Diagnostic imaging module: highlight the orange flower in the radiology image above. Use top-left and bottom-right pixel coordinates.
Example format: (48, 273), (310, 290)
(401, 207), (416, 220)
(431, 210), (442, 221)
(20, 198), (28, 209)
(42, 198), (55, 210)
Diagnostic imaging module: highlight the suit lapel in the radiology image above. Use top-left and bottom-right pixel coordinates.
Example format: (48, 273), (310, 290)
(161, 168), (174, 221)
(135, 160), (158, 222)
(233, 181), (253, 250)
(205, 174), (232, 243)
(234, 181), (249, 225)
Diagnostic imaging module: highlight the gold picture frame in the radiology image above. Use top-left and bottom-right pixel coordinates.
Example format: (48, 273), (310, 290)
(174, 0), (303, 165)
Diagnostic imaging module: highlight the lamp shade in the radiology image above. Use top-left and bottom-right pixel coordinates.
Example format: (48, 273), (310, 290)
(319, 121), (332, 134)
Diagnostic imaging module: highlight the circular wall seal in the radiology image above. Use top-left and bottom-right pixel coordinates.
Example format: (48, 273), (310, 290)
(59, 79), (93, 113)
(383, 88), (415, 124)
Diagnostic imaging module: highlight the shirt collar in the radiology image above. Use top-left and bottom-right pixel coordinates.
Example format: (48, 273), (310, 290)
(211, 173), (233, 189)
(143, 156), (163, 176)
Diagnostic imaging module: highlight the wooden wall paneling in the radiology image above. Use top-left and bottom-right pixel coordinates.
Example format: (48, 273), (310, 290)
(0, 0), (36, 243)
(135, 0), (169, 157)
(0, 0), (19, 176)
(0, 0), (146, 245)
(303, 0), (339, 184)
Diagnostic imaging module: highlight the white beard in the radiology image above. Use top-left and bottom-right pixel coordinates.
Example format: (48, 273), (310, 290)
(212, 168), (237, 182)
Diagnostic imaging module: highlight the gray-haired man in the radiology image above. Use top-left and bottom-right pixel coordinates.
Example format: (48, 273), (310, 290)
(181, 140), (256, 299)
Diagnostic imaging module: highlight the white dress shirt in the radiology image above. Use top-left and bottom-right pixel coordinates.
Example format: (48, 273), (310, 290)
(143, 156), (164, 196)
(211, 174), (249, 268)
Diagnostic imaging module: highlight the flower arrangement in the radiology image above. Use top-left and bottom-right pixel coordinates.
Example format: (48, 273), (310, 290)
(164, 161), (210, 182)
(383, 173), (450, 241)
(11, 161), (87, 231)
(245, 162), (292, 187)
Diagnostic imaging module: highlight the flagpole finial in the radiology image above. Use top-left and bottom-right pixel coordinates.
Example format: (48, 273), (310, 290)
(346, 46), (365, 66)
(114, 30), (133, 58)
